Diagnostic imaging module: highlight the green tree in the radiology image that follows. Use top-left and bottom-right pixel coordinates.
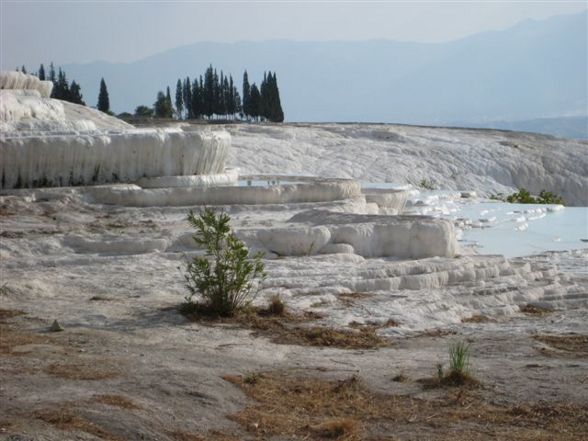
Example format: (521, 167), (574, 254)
(154, 91), (173, 118)
(69, 81), (85, 105)
(183, 77), (192, 119)
(184, 208), (265, 317)
(38, 64), (46, 81)
(97, 78), (110, 113)
(134, 105), (153, 117)
(175, 79), (184, 119)
(242, 70), (251, 119)
(269, 72), (284, 122)
(249, 83), (261, 121)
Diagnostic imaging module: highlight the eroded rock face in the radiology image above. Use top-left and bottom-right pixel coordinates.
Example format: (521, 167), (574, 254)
(258, 210), (457, 259)
(1, 129), (231, 189)
(0, 71), (231, 189)
(0, 71), (53, 97)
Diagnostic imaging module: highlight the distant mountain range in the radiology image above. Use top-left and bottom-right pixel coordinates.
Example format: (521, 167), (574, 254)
(64, 10), (587, 138)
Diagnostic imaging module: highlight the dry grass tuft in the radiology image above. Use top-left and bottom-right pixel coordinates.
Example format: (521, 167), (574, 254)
(34, 407), (123, 441)
(520, 304), (554, 316)
(168, 429), (240, 441)
(0, 324), (50, 355)
(535, 334), (588, 357)
(277, 325), (388, 349)
(92, 394), (141, 410)
(182, 304), (388, 349)
(0, 308), (25, 321)
(262, 294), (286, 316)
(224, 371), (588, 440)
(461, 314), (493, 323)
(338, 292), (374, 306)
(45, 361), (119, 380)
(309, 418), (360, 439)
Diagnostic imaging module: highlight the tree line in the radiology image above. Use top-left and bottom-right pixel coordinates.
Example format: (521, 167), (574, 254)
(18, 63), (284, 122)
(147, 65), (284, 122)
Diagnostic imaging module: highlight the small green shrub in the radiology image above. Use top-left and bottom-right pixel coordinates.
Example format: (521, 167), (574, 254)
(184, 208), (265, 317)
(419, 179), (435, 190)
(505, 188), (565, 205)
(448, 341), (470, 375)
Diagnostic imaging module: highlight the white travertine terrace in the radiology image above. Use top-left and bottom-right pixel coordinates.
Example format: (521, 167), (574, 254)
(1, 128), (231, 188)
(0, 71), (231, 189)
(0, 70), (54, 97)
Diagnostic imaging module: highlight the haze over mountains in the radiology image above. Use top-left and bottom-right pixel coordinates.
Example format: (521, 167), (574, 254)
(64, 10), (586, 136)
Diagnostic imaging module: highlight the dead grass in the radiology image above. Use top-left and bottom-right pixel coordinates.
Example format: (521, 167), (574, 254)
(223, 371), (588, 440)
(309, 418), (361, 439)
(0, 324), (50, 355)
(274, 325), (388, 349)
(181, 304), (388, 349)
(168, 430), (240, 441)
(92, 394), (141, 410)
(461, 314), (493, 323)
(520, 304), (554, 316)
(45, 361), (119, 380)
(535, 334), (588, 357)
(0, 308), (25, 321)
(34, 407), (124, 441)
(419, 371), (480, 389)
(338, 292), (375, 306)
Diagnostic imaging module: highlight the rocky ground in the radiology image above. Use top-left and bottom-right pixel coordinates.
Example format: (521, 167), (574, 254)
(1, 188), (587, 441)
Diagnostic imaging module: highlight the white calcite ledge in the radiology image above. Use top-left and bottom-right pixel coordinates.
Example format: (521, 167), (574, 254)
(0, 71), (53, 97)
(84, 178), (361, 206)
(257, 210), (458, 259)
(0, 128), (231, 189)
(135, 168), (239, 188)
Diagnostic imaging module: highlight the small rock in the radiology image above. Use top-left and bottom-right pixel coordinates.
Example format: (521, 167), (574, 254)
(49, 320), (64, 332)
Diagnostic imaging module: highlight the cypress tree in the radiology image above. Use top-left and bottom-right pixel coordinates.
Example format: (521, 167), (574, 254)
(48, 63), (56, 83)
(183, 77), (192, 119)
(38, 64), (46, 81)
(271, 72), (284, 122)
(260, 71), (269, 121)
(69, 81), (85, 105)
(166, 86), (173, 113)
(249, 83), (261, 121)
(21, 65), (27, 74)
(97, 78), (110, 113)
(203, 65), (214, 119)
(228, 75), (235, 118)
(154, 91), (173, 118)
(191, 78), (201, 119)
(242, 71), (251, 120)
(175, 79), (184, 119)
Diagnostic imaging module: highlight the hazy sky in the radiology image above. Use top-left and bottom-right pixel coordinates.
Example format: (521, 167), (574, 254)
(1, 1), (586, 69)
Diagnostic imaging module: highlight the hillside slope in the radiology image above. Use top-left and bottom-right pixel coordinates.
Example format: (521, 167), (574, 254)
(227, 123), (587, 206)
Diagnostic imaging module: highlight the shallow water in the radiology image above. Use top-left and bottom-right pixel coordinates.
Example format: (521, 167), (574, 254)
(459, 203), (588, 258)
(403, 190), (588, 258)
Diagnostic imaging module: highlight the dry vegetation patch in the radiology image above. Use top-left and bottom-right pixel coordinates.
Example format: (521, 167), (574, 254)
(168, 430), (240, 441)
(0, 308), (25, 320)
(34, 407), (124, 441)
(520, 304), (554, 316)
(535, 334), (588, 357)
(0, 323), (51, 355)
(181, 304), (389, 349)
(92, 394), (141, 410)
(45, 361), (120, 380)
(461, 314), (493, 323)
(223, 371), (588, 440)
